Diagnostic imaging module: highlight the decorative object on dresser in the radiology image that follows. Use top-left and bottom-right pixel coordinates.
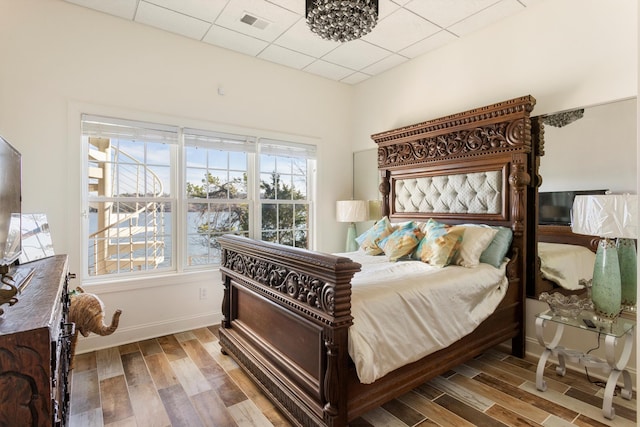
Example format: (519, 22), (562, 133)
(68, 286), (122, 366)
(218, 95), (541, 427)
(0, 255), (75, 426)
(306, 0), (379, 42)
(571, 194), (638, 319)
(336, 199), (369, 252)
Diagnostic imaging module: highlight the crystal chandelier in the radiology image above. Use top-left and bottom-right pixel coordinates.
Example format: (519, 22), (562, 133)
(305, 0), (379, 43)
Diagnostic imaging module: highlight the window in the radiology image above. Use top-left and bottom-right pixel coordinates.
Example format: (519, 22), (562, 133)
(81, 114), (316, 279)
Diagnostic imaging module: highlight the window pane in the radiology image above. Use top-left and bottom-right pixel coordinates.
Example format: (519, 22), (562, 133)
(276, 156), (292, 174)
(185, 146), (207, 168)
(87, 201), (169, 276)
(260, 154), (276, 173)
(292, 176), (307, 199)
(209, 150), (227, 169)
(186, 202), (248, 267)
(261, 204), (277, 230)
(295, 204), (308, 229)
(279, 204), (293, 229)
(260, 173), (277, 200)
(294, 230), (308, 248)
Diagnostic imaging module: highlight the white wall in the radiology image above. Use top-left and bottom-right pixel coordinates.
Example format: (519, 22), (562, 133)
(350, 0), (638, 379)
(0, 0), (354, 351)
(352, 0), (637, 151)
(539, 98), (637, 194)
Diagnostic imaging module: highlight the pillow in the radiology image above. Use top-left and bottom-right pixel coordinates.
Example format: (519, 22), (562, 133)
(359, 216), (395, 255)
(451, 225), (498, 267)
(379, 222), (424, 261)
(414, 219), (464, 267)
(479, 226), (513, 268)
(538, 242), (596, 290)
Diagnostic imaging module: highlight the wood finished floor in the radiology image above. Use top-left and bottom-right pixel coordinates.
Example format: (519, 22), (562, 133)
(69, 325), (636, 427)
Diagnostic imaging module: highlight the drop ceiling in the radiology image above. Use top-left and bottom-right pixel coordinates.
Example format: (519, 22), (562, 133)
(63, 0), (540, 84)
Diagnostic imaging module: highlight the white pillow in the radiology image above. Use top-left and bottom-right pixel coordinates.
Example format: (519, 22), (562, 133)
(538, 242), (595, 291)
(450, 225), (498, 267)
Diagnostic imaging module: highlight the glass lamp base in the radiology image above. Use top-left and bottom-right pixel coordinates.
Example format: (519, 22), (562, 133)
(345, 223), (358, 252)
(617, 237), (637, 309)
(591, 238), (622, 319)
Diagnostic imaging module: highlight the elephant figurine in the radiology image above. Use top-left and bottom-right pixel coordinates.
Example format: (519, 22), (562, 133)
(68, 286), (122, 365)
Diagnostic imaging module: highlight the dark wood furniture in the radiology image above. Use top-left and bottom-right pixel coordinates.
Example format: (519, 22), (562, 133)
(0, 255), (74, 426)
(535, 225), (599, 296)
(218, 96), (541, 427)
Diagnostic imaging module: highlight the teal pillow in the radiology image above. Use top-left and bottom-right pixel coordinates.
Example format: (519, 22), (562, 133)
(414, 219), (464, 267)
(359, 216), (394, 255)
(479, 226), (513, 268)
(379, 222), (424, 261)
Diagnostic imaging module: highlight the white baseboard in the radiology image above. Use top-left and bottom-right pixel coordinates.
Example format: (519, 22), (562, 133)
(74, 312), (223, 354)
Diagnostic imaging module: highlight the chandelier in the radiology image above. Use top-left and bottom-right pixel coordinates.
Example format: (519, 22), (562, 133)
(305, 0), (379, 43)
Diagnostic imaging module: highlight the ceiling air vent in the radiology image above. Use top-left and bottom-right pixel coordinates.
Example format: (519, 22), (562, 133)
(240, 13), (270, 30)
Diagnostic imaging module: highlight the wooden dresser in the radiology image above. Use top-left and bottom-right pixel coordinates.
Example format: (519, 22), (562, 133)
(0, 255), (74, 426)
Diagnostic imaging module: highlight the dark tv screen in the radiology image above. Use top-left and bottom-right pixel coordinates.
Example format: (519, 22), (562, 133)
(0, 136), (21, 267)
(539, 189), (608, 225)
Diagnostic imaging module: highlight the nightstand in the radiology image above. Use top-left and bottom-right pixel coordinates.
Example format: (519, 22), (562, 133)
(535, 310), (635, 420)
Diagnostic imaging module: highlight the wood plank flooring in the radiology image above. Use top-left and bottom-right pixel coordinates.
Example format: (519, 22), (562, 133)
(69, 326), (636, 427)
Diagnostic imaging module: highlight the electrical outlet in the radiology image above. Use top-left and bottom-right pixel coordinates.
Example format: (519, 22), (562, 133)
(199, 287), (208, 300)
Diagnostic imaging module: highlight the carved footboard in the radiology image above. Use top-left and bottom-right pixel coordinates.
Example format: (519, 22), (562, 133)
(218, 235), (361, 427)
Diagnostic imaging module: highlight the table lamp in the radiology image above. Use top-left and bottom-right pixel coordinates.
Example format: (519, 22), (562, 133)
(572, 194), (638, 318)
(336, 200), (369, 252)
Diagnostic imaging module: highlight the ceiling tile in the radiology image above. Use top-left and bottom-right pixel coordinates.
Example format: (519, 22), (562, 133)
(341, 72), (371, 85)
(362, 54), (409, 76)
(202, 25), (269, 56)
(65, 0), (138, 19)
(264, 0), (304, 15)
(448, 0), (525, 37)
(144, 0), (228, 23)
(136, 1), (211, 40)
(405, 0), (500, 28)
(364, 7), (440, 52)
(258, 44), (316, 70)
(399, 30), (458, 58)
(273, 19), (339, 58)
(378, 0), (403, 20)
(304, 60), (354, 81)
(214, 0), (299, 42)
(321, 40), (390, 71)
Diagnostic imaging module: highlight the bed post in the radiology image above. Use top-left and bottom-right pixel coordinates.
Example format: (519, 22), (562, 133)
(508, 153), (531, 357)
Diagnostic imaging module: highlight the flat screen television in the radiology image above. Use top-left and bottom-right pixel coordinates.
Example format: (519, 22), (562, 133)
(0, 135), (22, 269)
(539, 189), (608, 226)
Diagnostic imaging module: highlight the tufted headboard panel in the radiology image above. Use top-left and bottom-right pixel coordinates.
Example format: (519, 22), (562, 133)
(394, 170), (503, 215)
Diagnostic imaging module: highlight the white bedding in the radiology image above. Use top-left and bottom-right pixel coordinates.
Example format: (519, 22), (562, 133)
(538, 242), (595, 290)
(337, 251), (508, 384)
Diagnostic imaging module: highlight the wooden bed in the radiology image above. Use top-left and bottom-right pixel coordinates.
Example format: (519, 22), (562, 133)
(218, 96), (540, 427)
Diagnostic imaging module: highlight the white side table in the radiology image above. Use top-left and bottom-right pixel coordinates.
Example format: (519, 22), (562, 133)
(535, 310), (635, 420)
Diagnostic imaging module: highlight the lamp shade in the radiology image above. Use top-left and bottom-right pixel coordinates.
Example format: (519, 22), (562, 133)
(336, 200), (369, 223)
(571, 194), (638, 238)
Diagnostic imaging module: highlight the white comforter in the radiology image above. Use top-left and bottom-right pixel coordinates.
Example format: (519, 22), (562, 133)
(339, 251), (508, 384)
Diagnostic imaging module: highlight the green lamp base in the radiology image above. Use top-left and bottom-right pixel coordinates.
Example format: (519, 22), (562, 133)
(345, 222), (358, 252)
